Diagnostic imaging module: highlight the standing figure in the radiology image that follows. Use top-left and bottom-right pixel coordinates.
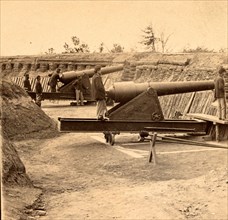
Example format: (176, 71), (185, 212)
(23, 73), (32, 92)
(91, 65), (108, 120)
(35, 75), (43, 107)
(48, 68), (60, 92)
(214, 66), (227, 120)
(73, 76), (84, 106)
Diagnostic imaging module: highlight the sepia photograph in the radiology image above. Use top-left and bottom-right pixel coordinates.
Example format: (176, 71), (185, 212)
(1, 1), (228, 219)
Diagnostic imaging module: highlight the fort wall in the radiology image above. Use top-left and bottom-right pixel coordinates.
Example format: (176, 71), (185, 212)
(1, 52), (227, 122)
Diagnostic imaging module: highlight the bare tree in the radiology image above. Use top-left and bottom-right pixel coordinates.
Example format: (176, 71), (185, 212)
(140, 24), (172, 53)
(159, 32), (172, 53)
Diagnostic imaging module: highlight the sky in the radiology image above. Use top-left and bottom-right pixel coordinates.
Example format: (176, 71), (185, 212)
(0, 0), (227, 56)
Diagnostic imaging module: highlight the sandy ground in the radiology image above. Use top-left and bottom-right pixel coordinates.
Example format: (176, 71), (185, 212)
(3, 100), (228, 220)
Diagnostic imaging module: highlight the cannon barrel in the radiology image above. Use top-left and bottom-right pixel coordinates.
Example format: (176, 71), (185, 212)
(59, 65), (124, 84)
(107, 80), (215, 103)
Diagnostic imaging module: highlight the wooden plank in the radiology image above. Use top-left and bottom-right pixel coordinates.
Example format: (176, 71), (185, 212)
(18, 78), (23, 87)
(187, 113), (228, 125)
(43, 77), (49, 92)
(158, 135), (228, 149)
(148, 133), (157, 164)
(216, 124), (220, 142)
(12, 77), (17, 84)
(31, 78), (36, 91)
(202, 93), (213, 114)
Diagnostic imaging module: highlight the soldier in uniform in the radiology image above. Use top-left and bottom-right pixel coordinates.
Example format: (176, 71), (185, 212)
(73, 76), (84, 106)
(48, 68), (60, 92)
(35, 75), (43, 107)
(91, 65), (108, 120)
(214, 66), (226, 120)
(23, 73), (32, 92)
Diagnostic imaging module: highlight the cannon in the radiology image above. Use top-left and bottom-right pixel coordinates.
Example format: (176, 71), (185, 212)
(105, 80), (214, 121)
(59, 79), (218, 145)
(106, 80), (214, 103)
(28, 65), (124, 102)
(59, 65), (124, 85)
(56, 65), (124, 102)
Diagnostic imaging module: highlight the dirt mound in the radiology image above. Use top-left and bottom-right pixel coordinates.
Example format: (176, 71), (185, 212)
(1, 79), (59, 186)
(1, 79), (58, 140)
(1, 135), (32, 186)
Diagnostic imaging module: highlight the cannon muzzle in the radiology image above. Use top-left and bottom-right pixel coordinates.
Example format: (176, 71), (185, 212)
(107, 80), (215, 103)
(59, 65), (124, 84)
